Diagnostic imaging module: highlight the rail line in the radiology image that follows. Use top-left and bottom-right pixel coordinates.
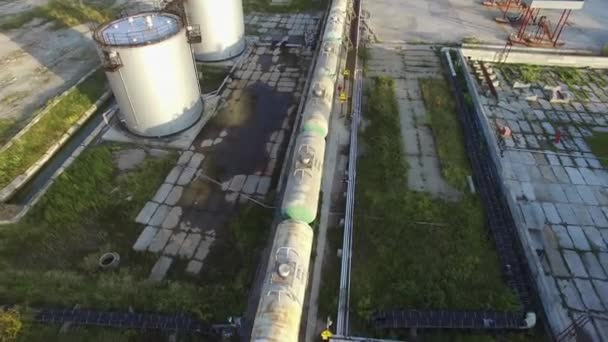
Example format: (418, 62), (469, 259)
(336, 0), (363, 335)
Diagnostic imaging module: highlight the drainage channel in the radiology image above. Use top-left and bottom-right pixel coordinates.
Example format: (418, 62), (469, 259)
(7, 98), (115, 206)
(370, 50), (537, 332)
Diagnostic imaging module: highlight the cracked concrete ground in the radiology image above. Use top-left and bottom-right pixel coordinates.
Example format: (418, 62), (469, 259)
(474, 63), (608, 340)
(363, 0), (608, 51)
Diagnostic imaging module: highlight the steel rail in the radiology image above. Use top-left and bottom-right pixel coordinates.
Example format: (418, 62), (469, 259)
(336, 0), (363, 334)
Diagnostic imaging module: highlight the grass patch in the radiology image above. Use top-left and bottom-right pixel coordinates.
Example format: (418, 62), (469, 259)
(419, 78), (471, 191)
(0, 118), (18, 146)
(185, 203), (274, 321)
(494, 64), (600, 99)
(0, 0), (116, 31)
(16, 323), (157, 342)
(351, 77), (520, 338)
(0, 70), (106, 189)
(317, 225), (342, 323)
(197, 65), (229, 94)
(586, 131), (608, 168)
(243, 0), (327, 13)
(0, 146), (234, 327)
(0, 144), (272, 337)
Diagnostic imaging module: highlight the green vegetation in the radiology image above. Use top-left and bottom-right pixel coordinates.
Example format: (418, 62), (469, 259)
(317, 225), (341, 323)
(0, 144), (274, 340)
(0, 70), (106, 189)
(197, 65), (229, 94)
(17, 324), (144, 342)
(243, 0), (327, 13)
(0, 0), (116, 31)
(0, 119), (18, 147)
(0, 146), (198, 313)
(495, 64), (607, 98)
(0, 308), (22, 342)
(420, 78), (471, 191)
(351, 77), (520, 338)
(185, 203), (274, 320)
(602, 44), (608, 57)
(586, 131), (608, 168)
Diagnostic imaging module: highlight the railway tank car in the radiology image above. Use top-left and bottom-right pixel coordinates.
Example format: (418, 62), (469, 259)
(301, 75), (336, 138)
(316, 40), (341, 77)
(281, 132), (327, 223)
(251, 220), (314, 342)
(300, 0), (347, 138)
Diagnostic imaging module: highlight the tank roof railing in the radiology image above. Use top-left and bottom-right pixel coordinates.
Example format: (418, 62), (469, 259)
(97, 19), (180, 47)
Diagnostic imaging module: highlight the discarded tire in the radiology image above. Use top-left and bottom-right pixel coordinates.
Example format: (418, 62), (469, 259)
(98, 252), (120, 269)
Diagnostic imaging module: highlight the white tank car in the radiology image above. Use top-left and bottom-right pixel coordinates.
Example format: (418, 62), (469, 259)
(251, 220), (314, 342)
(301, 75), (336, 138)
(316, 40), (342, 77)
(281, 132), (327, 224)
(94, 12), (203, 137)
(323, 0), (349, 41)
(184, 0), (246, 61)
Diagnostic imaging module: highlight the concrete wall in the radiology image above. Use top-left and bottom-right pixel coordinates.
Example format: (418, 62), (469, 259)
(462, 47), (608, 69)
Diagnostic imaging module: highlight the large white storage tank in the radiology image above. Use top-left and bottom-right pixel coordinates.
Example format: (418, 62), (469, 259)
(184, 0), (246, 61)
(94, 12), (203, 137)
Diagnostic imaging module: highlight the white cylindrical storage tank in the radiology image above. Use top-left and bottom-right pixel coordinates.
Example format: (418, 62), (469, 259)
(184, 0), (246, 61)
(94, 12), (203, 137)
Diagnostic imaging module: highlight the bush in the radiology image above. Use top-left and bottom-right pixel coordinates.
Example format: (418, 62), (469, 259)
(0, 308), (22, 342)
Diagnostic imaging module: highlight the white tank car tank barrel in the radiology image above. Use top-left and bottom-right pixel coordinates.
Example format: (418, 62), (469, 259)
(301, 75), (336, 138)
(301, 97), (332, 138)
(323, 1), (348, 41)
(251, 220), (314, 342)
(94, 12), (203, 137)
(184, 0), (246, 61)
(316, 40), (342, 77)
(281, 132), (327, 224)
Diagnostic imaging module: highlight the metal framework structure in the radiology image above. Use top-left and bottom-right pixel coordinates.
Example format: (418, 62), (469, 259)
(505, 0), (585, 47)
(509, 6), (572, 47)
(486, 0), (525, 23)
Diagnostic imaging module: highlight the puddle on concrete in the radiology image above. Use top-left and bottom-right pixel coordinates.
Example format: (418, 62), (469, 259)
(180, 179), (212, 209)
(198, 82), (292, 178)
(259, 54), (273, 73)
